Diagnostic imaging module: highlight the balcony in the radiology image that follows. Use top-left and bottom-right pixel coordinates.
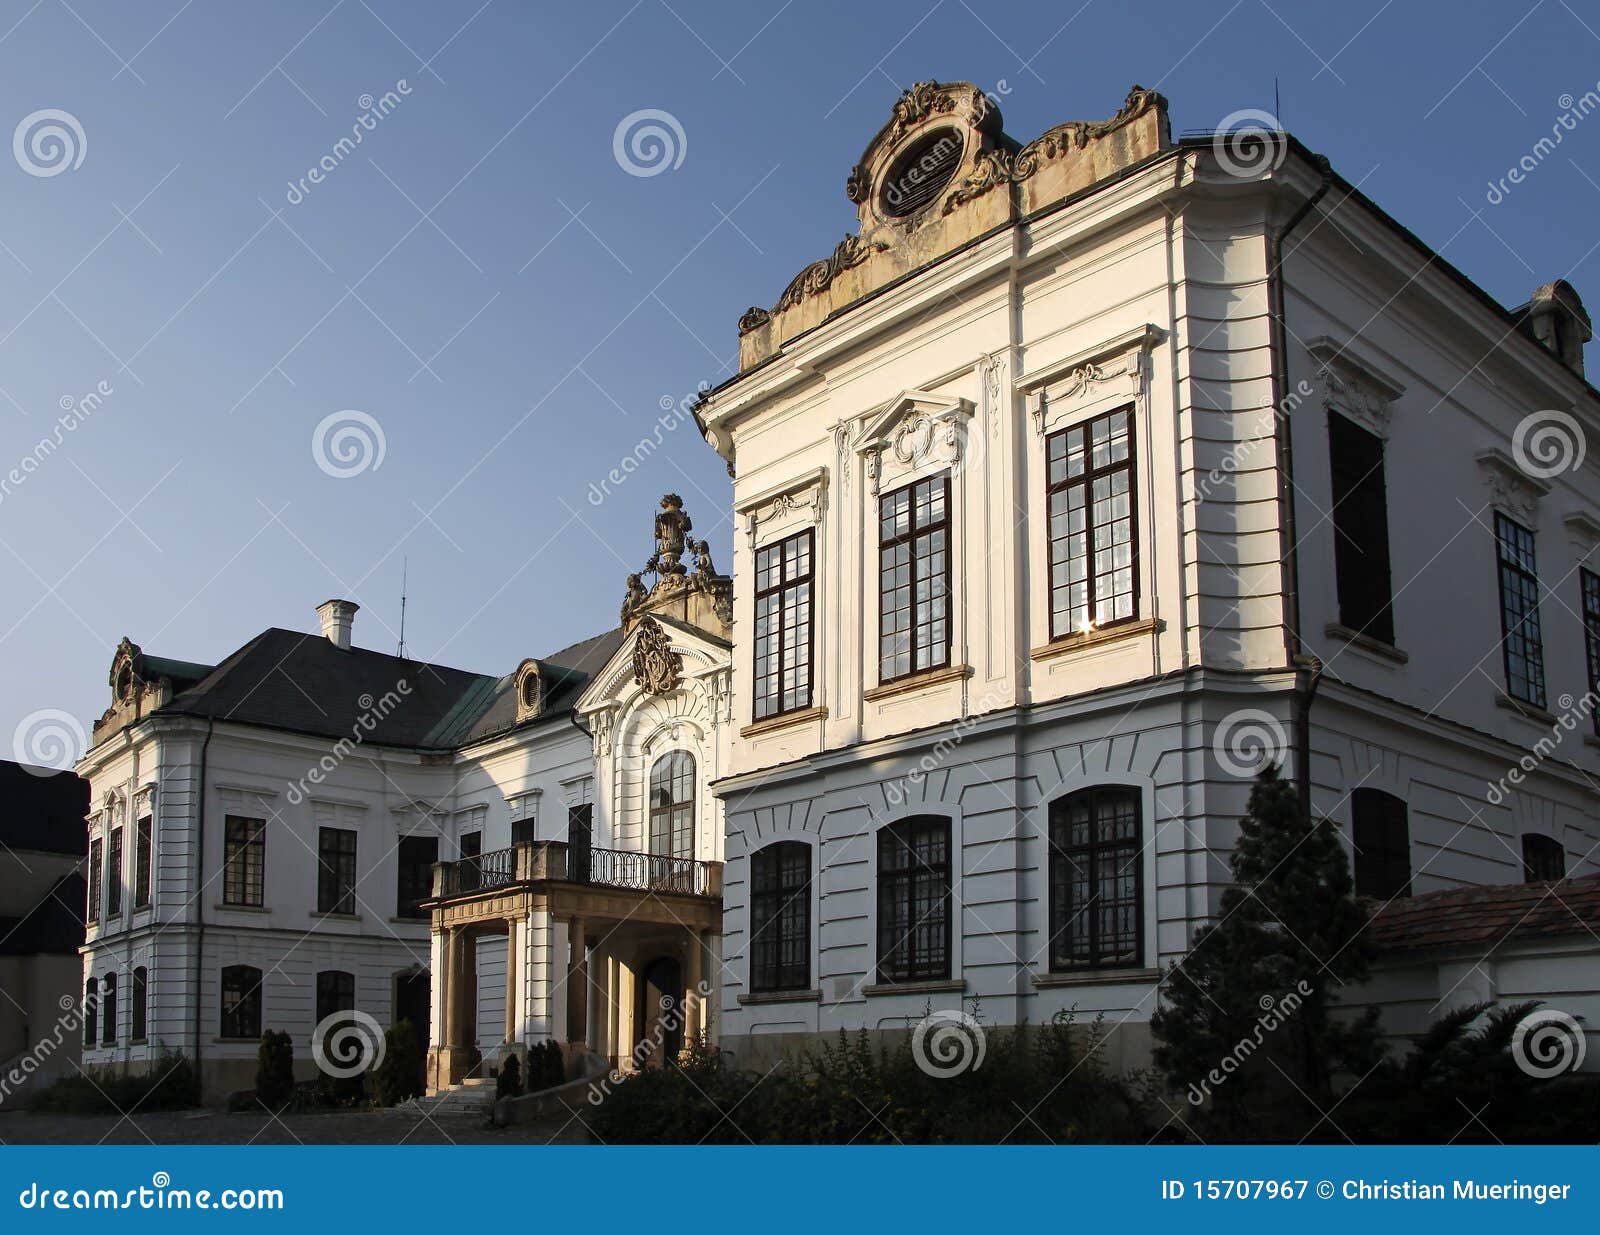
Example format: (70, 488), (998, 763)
(430, 839), (722, 902)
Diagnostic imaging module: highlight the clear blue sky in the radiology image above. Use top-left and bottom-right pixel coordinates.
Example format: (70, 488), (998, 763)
(2, 0), (1594, 762)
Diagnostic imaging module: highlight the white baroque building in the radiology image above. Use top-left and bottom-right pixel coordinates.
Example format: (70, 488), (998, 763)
(75, 83), (1600, 1099)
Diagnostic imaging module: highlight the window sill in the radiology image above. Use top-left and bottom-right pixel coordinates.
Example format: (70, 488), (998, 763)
(1495, 691), (1557, 726)
(861, 979), (966, 997)
(1323, 622), (1408, 665)
(212, 903), (269, 914)
(213, 1037), (260, 1045)
(864, 664), (972, 703)
(389, 915), (432, 926)
(737, 988), (822, 1006)
(129, 1038), (148, 1047)
(740, 705), (828, 739)
(1032, 966), (1161, 988)
(1030, 618), (1163, 662)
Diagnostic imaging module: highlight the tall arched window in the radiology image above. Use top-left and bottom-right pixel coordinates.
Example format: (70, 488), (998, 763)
(82, 978), (98, 1047)
(131, 967), (148, 1041)
(877, 816), (952, 982)
(750, 841), (811, 992)
(100, 972), (117, 1045)
(1351, 789), (1411, 899)
(648, 751), (696, 859)
(1522, 833), (1565, 883)
(1048, 787), (1142, 971)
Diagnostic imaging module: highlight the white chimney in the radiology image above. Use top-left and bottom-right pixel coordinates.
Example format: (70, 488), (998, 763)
(317, 599), (359, 650)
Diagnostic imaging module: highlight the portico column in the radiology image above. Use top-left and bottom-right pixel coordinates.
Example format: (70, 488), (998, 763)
(450, 928), (473, 1049)
(504, 919), (518, 1044)
(567, 917), (588, 1049)
(684, 930), (704, 1047)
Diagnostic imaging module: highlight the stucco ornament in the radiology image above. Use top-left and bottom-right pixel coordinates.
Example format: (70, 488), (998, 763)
(654, 493), (693, 576)
(632, 617), (683, 695)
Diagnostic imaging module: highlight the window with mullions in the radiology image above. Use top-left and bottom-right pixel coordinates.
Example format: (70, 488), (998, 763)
(753, 530), (814, 720)
(1048, 787), (1142, 970)
(100, 972), (116, 1045)
(1495, 513), (1546, 709)
(879, 474), (951, 682)
(1328, 412), (1396, 644)
(1583, 569), (1600, 738)
(1352, 789), (1411, 900)
(220, 965), (262, 1039)
(876, 816), (951, 983)
(131, 966), (147, 1041)
(1046, 407), (1137, 639)
(315, 970), (355, 1024)
(134, 816), (152, 909)
(82, 979), (97, 1047)
(395, 835), (437, 919)
(222, 816), (265, 907)
(750, 842), (811, 992)
(317, 827), (357, 915)
(648, 751), (695, 859)
(1522, 833), (1566, 883)
(87, 837), (101, 925)
(106, 827), (123, 918)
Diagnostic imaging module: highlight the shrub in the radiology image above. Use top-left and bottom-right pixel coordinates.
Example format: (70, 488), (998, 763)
(254, 1031), (295, 1109)
(526, 1040), (566, 1091)
(30, 1050), (199, 1114)
(371, 1020), (424, 1107)
(496, 1053), (523, 1099)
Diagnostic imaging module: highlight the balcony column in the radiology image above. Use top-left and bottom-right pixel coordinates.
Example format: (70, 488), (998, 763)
(566, 916), (588, 1049)
(684, 929), (704, 1049)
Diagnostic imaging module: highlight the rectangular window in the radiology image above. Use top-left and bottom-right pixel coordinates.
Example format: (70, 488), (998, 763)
(134, 815), (152, 908)
(876, 817), (951, 983)
(1047, 407), (1137, 639)
(396, 835), (438, 918)
(101, 972), (116, 1045)
(1495, 513), (1546, 709)
(753, 529), (815, 720)
(105, 827), (123, 918)
(1327, 412), (1396, 644)
(1352, 789), (1411, 899)
(750, 842), (811, 992)
(131, 967), (147, 1041)
(1048, 787), (1143, 970)
(568, 803), (593, 883)
(315, 970), (356, 1024)
(220, 965), (262, 1040)
(1583, 569), (1600, 737)
(878, 473), (951, 682)
(87, 837), (102, 925)
(317, 827), (358, 916)
(1522, 834), (1566, 882)
(222, 816), (265, 908)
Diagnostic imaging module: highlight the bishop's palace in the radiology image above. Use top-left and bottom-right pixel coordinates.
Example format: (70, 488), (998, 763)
(53, 82), (1600, 1102)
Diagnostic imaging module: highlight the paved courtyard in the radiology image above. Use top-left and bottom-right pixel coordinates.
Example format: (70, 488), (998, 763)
(0, 1107), (590, 1145)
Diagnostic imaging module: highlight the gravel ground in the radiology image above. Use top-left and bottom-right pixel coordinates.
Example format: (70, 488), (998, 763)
(0, 1107), (591, 1145)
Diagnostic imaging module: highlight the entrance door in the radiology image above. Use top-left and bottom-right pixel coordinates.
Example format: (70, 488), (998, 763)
(394, 969), (430, 1041)
(636, 956), (684, 1065)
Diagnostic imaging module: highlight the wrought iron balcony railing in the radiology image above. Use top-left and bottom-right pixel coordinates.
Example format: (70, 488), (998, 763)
(430, 839), (720, 901)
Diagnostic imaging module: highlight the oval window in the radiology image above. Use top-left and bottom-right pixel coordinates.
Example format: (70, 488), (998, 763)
(879, 128), (963, 218)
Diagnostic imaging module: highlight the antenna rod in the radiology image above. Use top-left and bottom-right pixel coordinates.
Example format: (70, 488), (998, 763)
(397, 557), (408, 659)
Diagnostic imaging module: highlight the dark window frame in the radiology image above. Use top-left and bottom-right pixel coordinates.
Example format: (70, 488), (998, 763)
(134, 815), (152, 909)
(105, 826), (123, 918)
(222, 815), (265, 908)
(131, 966), (147, 1041)
(100, 971), (117, 1045)
(1583, 568), (1600, 738)
(220, 964), (263, 1040)
(1352, 788), (1412, 900)
(1047, 786), (1144, 971)
(1327, 411), (1396, 645)
(753, 528), (815, 721)
(87, 837), (102, 925)
(878, 472), (953, 683)
(876, 816), (952, 983)
(1522, 833), (1566, 883)
(315, 969), (356, 1025)
(82, 978), (97, 1047)
(396, 834), (438, 919)
(750, 841), (812, 993)
(1046, 405), (1140, 641)
(648, 751), (696, 860)
(1495, 512), (1547, 710)
(316, 826), (358, 916)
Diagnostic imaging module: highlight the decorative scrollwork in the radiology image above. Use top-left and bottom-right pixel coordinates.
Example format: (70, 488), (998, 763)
(632, 618), (683, 696)
(770, 234), (889, 317)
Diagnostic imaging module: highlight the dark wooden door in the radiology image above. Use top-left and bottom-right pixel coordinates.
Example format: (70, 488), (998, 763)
(637, 956), (684, 1064)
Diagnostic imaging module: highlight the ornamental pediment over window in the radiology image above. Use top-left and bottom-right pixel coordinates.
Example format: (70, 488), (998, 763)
(855, 390), (975, 494)
(1020, 324), (1161, 436)
(1307, 335), (1405, 438)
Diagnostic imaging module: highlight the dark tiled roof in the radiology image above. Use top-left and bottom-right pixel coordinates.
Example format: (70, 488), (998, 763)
(0, 871), (85, 956)
(152, 625), (623, 752)
(460, 627), (625, 746)
(160, 629), (497, 750)
(0, 761), (88, 856)
(1368, 874), (1600, 954)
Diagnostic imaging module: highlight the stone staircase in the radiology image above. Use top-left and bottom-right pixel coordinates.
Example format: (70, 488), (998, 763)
(402, 1077), (497, 1120)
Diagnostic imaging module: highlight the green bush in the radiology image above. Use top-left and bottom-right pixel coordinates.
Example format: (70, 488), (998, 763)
(30, 1050), (199, 1114)
(582, 1011), (1147, 1144)
(525, 1040), (566, 1091)
(371, 1020), (424, 1106)
(254, 1031), (295, 1109)
(496, 1053), (523, 1099)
